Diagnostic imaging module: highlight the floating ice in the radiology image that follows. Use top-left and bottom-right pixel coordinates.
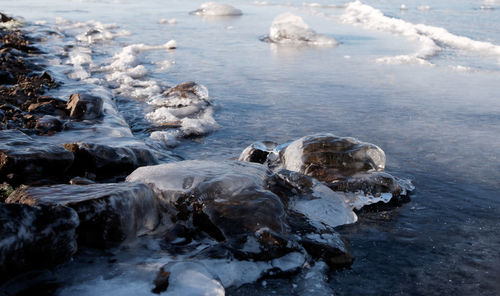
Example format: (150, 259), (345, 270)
(158, 18), (177, 25)
(266, 13), (338, 46)
(341, 1), (500, 65)
(190, 2), (243, 16)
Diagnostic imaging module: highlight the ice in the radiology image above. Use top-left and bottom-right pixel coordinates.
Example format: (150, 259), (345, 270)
(417, 5), (431, 11)
(180, 109), (220, 136)
(293, 262), (334, 295)
(145, 82), (219, 146)
(126, 160), (270, 200)
(289, 179), (358, 228)
(158, 18), (177, 25)
(267, 13), (338, 46)
(341, 1), (500, 65)
(191, 2), (243, 16)
(163, 262), (225, 296)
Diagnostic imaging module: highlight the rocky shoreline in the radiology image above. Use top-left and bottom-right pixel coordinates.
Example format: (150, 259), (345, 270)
(0, 13), (413, 295)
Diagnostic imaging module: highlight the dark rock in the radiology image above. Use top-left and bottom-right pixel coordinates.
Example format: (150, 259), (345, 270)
(0, 12), (13, 23)
(328, 171), (403, 196)
(0, 202), (79, 283)
(0, 130), (74, 185)
(69, 176), (96, 185)
(238, 141), (278, 164)
(35, 115), (63, 134)
(66, 93), (104, 120)
(299, 231), (353, 269)
(63, 142), (158, 181)
(0, 70), (16, 85)
(6, 182), (168, 248)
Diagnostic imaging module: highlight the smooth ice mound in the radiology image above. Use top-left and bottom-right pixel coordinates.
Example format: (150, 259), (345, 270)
(266, 13), (338, 46)
(341, 1), (500, 66)
(190, 2), (243, 16)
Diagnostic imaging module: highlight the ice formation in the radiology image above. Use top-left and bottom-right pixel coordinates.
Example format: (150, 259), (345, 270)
(267, 13), (338, 46)
(341, 1), (500, 65)
(190, 2), (243, 16)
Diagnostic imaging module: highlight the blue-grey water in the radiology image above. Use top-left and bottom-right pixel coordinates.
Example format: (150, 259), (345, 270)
(2, 0), (500, 295)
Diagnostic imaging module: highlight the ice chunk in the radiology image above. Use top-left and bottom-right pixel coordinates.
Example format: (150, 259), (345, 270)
(161, 262), (225, 296)
(266, 13), (338, 46)
(341, 1), (500, 66)
(191, 2), (243, 16)
(158, 18), (177, 25)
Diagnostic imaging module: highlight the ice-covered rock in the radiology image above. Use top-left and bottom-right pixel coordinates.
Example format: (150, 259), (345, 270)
(265, 13), (338, 46)
(0, 130), (74, 185)
(240, 134), (414, 209)
(190, 2), (243, 16)
(279, 133), (385, 181)
(0, 202), (79, 283)
(6, 182), (169, 248)
(238, 141), (278, 164)
(127, 160), (354, 268)
(63, 142), (158, 181)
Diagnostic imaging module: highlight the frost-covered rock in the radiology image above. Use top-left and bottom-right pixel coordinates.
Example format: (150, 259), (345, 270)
(0, 130), (74, 185)
(146, 82), (219, 147)
(190, 2), (243, 16)
(265, 13), (338, 46)
(6, 183), (168, 248)
(0, 202), (79, 282)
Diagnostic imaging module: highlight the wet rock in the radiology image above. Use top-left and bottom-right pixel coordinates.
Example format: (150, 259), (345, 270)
(0, 70), (16, 85)
(329, 171), (403, 196)
(0, 182), (13, 202)
(0, 130), (74, 185)
(6, 182), (168, 248)
(27, 96), (67, 116)
(63, 142), (158, 181)
(0, 202), (79, 283)
(279, 134), (386, 182)
(35, 115), (63, 134)
(0, 12), (13, 23)
(238, 141), (278, 164)
(66, 93), (104, 120)
(69, 176), (96, 185)
(299, 232), (353, 268)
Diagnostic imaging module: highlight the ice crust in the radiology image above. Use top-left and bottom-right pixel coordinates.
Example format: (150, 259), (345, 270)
(268, 13), (338, 46)
(191, 2), (243, 16)
(341, 1), (500, 65)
